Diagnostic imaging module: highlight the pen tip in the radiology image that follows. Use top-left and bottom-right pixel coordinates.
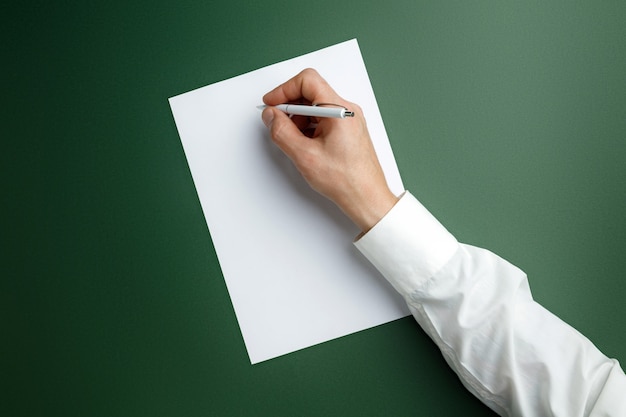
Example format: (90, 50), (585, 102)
(256, 105), (267, 110)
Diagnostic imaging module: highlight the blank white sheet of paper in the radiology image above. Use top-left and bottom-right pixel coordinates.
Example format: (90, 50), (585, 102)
(169, 39), (409, 364)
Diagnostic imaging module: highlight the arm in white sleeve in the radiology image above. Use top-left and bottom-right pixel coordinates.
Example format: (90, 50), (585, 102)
(355, 191), (626, 417)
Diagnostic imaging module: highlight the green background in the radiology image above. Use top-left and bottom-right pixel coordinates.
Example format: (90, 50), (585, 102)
(3, 1), (625, 416)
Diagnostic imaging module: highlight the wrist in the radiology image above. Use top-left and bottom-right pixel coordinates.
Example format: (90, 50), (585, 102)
(340, 188), (399, 233)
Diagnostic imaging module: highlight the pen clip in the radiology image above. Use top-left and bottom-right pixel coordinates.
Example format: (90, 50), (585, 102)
(312, 102), (355, 117)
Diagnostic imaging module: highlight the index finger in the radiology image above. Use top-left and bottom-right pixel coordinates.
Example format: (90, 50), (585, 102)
(262, 68), (345, 107)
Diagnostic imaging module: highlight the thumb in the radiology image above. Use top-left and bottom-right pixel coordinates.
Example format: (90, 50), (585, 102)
(261, 106), (276, 128)
(262, 107), (307, 160)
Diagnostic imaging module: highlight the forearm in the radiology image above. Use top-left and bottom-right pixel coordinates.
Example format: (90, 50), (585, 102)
(355, 192), (626, 416)
(412, 244), (617, 416)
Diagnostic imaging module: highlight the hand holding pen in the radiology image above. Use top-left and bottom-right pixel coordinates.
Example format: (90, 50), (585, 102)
(261, 68), (398, 232)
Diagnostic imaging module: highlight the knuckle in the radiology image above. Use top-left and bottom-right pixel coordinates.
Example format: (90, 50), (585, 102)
(301, 68), (319, 77)
(270, 118), (287, 143)
(345, 102), (362, 115)
(351, 102), (363, 113)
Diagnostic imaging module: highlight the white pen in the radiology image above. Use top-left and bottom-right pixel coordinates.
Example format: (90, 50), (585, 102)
(257, 103), (355, 119)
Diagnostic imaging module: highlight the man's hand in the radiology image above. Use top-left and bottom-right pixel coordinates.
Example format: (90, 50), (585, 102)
(262, 68), (398, 232)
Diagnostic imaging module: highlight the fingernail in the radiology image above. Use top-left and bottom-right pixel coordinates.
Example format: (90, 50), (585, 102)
(262, 108), (274, 127)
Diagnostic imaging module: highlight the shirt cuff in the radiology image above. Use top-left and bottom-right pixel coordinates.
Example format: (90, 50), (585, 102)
(354, 191), (458, 296)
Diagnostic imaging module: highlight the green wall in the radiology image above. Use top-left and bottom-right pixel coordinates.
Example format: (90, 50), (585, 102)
(4, 1), (625, 416)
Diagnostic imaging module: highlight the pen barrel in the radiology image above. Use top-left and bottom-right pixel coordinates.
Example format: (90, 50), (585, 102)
(278, 104), (346, 118)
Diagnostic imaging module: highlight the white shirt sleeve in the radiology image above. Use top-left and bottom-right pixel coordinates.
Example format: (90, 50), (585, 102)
(354, 191), (626, 417)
